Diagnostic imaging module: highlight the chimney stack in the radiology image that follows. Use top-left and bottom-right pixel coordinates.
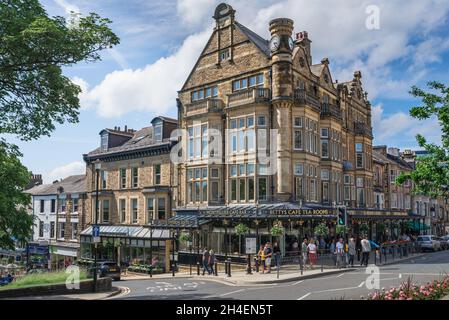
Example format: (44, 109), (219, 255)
(124, 125), (127, 132)
(296, 31), (312, 65)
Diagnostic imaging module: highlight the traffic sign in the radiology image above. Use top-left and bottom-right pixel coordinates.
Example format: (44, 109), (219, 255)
(92, 225), (101, 243)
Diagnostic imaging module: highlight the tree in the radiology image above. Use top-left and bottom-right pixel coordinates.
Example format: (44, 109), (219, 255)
(0, 142), (33, 249)
(396, 81), (449, 199)
(0, 0), (119, 249)
(0, 0), (120, 140)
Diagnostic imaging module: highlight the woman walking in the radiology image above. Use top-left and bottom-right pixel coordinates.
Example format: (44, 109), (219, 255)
(348, 238), (356, 267)
(208, 249), (216, 275)
(307, 238), (318, 269)
(257, 245), (266, 273)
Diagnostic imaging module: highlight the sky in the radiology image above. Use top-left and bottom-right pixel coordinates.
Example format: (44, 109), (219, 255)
(9, 0), (449, 183)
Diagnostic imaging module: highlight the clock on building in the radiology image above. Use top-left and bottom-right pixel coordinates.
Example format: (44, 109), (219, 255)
(288, 37), (294, 51)
(269, 35), (280, 52)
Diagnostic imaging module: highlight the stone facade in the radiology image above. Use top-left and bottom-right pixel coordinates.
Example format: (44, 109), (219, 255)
(176, 4), (374, 210)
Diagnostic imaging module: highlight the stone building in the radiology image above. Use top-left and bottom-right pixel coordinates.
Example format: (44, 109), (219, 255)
(80, 117), (177, 272)
(26, 175), (87, 269)
(171, 3), (397, 257)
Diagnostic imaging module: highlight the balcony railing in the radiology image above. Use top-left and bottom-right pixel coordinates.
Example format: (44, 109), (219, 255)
(184, 98), (223, 117)
(320, 103), (342, 120)
(227, 88), (270, 108)
(293, 89), (320, 111)
(354, 121), (373, 137)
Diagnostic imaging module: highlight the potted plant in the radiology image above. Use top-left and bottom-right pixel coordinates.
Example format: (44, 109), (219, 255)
(234, 223), (249, 235)
(270, 223), (284, 236)
(335, 225), (347, 237)
(360, 223), (369, 234)
(179, 233), (192, 243)
(314, 223), (329, 238)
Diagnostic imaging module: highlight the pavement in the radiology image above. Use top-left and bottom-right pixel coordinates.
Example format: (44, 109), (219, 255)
(107, 250), (449, 300)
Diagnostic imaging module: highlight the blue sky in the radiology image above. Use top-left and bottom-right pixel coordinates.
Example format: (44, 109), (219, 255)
(9, 0), (449, 183)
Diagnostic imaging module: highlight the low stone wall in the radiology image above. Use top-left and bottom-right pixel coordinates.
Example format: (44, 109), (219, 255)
(0, 277), (111, 299)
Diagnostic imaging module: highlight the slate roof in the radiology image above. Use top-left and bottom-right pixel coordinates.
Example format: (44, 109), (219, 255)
(235, 22), (270, 57)
(26, 175), (86, 195)
(85, 126), (172, 158)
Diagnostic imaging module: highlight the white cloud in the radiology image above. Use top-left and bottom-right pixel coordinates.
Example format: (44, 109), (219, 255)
(372, 104), (442, 147)
(54, 0), (80, 15)
(45, 161), (85, 184)
(74, 0), (449, 118)
(177, 0), (217, 26)
(76, 28), (211, 117)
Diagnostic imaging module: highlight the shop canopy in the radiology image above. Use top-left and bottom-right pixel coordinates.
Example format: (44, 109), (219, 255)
(80, 225), (170, 240)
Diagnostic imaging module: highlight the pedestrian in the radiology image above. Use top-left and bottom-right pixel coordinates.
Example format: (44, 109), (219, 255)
(307, 238), (317, 269)
(273, 242), (281, 269)
(257, 245), (266, 273)
(319, 236), (326, 250)
(208, 249), (215, 275)
(202, 247), (210, 275)
(335, 238), (344, 269)
(264, 242), (273, 273)
(356, 236), (362, 261)
(360, 235), (371, 267)
(301, 238), (308, 269)
(348, 238), (356, 267)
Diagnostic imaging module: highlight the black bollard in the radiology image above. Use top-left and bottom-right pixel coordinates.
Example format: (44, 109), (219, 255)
(215, 262), (218, 276)
(197, 262), (200, 276)
(224, 260), (228, 275)
(227, 258), (231, 277)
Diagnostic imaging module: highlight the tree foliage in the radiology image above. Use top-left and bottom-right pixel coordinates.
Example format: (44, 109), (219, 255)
(0, 0), (120, 140)
(396, 81), (449, 198)
(0, 141), (33, 249)
(0, 0), (119, 249)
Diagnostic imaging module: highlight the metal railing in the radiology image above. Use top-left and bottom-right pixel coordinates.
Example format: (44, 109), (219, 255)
(293, 89), (320, 111)
(227, 88), (270, 108)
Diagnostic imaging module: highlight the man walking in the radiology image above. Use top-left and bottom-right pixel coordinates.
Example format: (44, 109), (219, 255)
(301, 238), (308, 270)
(202, 247), (210, 275)
(335, 238), (344, 269)
(348, 238), (356, 267)
(264, 242), (273, 273)
(360, 236), (371, 267)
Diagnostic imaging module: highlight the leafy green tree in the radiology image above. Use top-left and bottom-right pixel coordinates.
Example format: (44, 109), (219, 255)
(0, 0), (119, 248)
(0, 142), (33, 249)
(396, 82), (449, 199)
(0, 0), (120, 140)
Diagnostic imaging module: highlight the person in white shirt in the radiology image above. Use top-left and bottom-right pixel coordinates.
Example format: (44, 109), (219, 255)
(360, 236), (371, 267)
(307, 238), (317, 269)
(335, 238), (345, 268)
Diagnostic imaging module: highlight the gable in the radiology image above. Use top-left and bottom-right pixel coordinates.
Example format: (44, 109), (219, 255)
(181, 22), (271, 91)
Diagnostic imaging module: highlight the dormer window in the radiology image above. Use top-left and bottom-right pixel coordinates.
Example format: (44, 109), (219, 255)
(100, 132), (108, 151)
(154, 123), (162, 142)
(219, 49), (230, 62)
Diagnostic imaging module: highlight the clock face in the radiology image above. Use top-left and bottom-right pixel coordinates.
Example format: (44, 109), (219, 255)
(269, 35), (280, 52)
(288, 37), (295, 51)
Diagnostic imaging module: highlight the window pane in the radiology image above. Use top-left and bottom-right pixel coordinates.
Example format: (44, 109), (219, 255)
(294, 163), (303, 175)
(212, 86), (218, 97)
(205, 88), (212, 98)
(249, 76), (256, 87)
(211, 168), (219, 178)
(230, 119), (237, 129)
(147, 198), (154, 222)
(247, 116), (254, 127)
(247, 163), (255, 175)
(258, 178), (267, 200)
(321, 128), (328, 138)
(294, 131), (302, 149)
(321, 140), (329, 157)
(248, 178), (255, 200)
(233, 80), (240, 91)
(239, 164), (246, 176)
(241, 78), (248, 89)
(257, 116), (266, 126)
(231, 180), (237, 201)
(158, 198), (166, 220)
(257, 74), (264, 85)
(247, 129), (255, 151)
(355, 143), (363, 152)
(202, 181), (207, 202)
(231, 165), (237, 177)
(239, 179), (246, 201)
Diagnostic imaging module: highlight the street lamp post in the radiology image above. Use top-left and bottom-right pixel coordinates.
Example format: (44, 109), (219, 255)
(55, 186), (64, 271)
(93, 160), (101, 293)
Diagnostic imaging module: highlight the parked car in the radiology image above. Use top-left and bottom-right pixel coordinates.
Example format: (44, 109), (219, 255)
(436, 237), (449, 250)
(89, 261), (121, 281)
(442, 235), (449, 247)
(417, 235), (441, 252)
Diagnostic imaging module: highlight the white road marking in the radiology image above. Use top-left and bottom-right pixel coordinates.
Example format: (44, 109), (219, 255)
(358, 281), (365, 288)
(297, 292), (311, 300)
(219, 289), (245, 297)
(399, 274), (402, 279)
(291, 280), (304, 286)
(336, 273), (345, 278)
(313, 286), (360, 293)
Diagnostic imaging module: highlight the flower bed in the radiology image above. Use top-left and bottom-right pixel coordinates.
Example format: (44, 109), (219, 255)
(366, 276), (449, 300)
(127, 264), (164, 274)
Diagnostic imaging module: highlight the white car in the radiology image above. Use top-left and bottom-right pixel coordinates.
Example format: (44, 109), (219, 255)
(417, 235), (441, 252)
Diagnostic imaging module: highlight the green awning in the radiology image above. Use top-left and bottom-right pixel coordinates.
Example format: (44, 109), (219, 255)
(408, 221), (430, 231)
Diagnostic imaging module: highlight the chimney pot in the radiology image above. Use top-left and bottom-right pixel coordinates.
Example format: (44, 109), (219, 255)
(124, 125), (127, 132)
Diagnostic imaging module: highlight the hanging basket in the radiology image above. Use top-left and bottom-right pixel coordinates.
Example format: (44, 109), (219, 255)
(314, 223), (329, 237)
(234, 223), (250, 236)
(270, 224), (284, 236)
(179, 233), (192, 243)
